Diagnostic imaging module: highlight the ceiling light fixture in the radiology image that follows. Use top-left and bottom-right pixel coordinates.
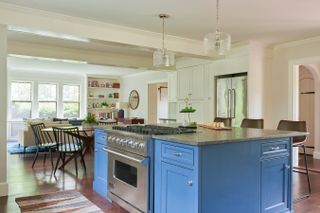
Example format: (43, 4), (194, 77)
(153, 14), (175, 67)
(204, 0), (231, 56)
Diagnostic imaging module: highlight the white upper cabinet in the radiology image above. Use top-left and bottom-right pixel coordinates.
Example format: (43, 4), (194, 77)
(177, 65), (205, 100)
(168, 72), (177, 102)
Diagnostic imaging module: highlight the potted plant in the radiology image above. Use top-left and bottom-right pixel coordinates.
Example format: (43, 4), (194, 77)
(82, 113), (98, 128)
(101, 102), (108, 109)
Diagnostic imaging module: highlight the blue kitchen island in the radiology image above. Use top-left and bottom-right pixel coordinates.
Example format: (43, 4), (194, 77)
(94, 126), (306, 213)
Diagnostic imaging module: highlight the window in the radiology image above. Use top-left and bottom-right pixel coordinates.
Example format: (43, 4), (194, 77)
(11, 82), (32, 120)
(63, 85), (80, 118)
(38, 83), (57, 118)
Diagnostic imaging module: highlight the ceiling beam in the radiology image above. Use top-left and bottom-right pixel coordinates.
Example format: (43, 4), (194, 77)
(0, 2), (205, 57)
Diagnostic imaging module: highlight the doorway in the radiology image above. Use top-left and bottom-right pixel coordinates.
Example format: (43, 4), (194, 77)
(148, 82), (168, 124)
(299, 65), (315, 155)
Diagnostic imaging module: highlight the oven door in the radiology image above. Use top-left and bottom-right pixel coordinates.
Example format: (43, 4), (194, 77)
(105, 146), (149, 213)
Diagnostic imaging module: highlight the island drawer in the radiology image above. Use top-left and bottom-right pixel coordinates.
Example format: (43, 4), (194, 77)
(161, 143), (194, 167)
(261, 138), (290, 158)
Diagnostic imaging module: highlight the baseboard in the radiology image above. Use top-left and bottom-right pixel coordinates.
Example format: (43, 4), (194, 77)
(0, 182), (8, 197)
(313, 151), (320, 159)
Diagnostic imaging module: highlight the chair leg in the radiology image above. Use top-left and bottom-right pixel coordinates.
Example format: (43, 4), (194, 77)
(54, 152), (61, 175)
(74, 154), (78, 176)
(80, 151), (86, 172)
(62, 153), (66, 169)
(43, 153), (47, 165)
(49, 149), (54, 170)
(302, 145), (312, 195)
(32, 150), (39, 168)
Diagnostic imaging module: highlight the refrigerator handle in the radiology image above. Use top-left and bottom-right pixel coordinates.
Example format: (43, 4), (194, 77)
(232, 89), (236, 118)
(227, 89), (232, 117)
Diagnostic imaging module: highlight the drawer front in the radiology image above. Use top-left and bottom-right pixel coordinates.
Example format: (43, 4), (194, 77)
(261, 138), (290, 158)
(95, 129), (107, 145)
(161, 143), (194, 167)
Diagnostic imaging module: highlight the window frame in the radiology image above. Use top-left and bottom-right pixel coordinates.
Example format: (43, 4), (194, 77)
(38, 83), (58, 118)
(10, 81), (33, 121)
(62, 84), (81, 118)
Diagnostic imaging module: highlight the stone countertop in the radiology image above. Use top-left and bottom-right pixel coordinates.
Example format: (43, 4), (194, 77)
(152, 127), (308, 146)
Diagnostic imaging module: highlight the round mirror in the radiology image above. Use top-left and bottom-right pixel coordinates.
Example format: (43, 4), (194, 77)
(129, 90), (139, 110)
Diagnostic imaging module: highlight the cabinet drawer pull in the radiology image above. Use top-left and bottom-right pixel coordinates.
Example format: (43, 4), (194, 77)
(270, 146), (281, 151)
(173, 152), (182, 157)
(187, 180), (193, 186)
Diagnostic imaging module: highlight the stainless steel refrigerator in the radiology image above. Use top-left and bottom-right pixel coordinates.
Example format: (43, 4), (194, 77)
(216, 73), (247, 127)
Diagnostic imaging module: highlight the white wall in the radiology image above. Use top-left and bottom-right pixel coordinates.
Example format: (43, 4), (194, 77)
(121, 71), (169, 123)
(269, 37), (320, 159)
(0, 24), (8, 197)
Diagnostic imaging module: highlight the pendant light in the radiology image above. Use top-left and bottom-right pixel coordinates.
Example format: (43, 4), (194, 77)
(204, 0), (231, 56)
(153, 14), (175, 67)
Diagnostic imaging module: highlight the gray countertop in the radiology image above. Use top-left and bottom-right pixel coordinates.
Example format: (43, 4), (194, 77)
(152, 127), (308, 146)
(96, 125), (308, 146)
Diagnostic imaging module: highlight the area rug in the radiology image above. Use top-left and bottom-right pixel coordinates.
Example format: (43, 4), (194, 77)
(15, 190), (103, 213)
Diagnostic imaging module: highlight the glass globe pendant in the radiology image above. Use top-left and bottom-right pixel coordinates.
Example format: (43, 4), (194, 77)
(153, 14), (175, 67)
(204, 0), (231, 56)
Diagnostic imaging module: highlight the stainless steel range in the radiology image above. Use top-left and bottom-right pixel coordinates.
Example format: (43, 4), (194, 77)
(104, 125), (195, 213)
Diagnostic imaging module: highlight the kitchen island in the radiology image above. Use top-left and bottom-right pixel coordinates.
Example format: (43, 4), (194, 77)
(93, 126), (307, 213)
(153, 127), (306, 213)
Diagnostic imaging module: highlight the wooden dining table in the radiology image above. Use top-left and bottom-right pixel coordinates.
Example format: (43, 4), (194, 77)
(42, 126), (95, 169)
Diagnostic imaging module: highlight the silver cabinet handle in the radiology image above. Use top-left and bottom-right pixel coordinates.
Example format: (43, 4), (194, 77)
(285, 165), (291, 170)
(174, 152), (182, 157)
(187, 180), (193, 186)
(270, 146), (281, 151)
(104, 147), (146, 164)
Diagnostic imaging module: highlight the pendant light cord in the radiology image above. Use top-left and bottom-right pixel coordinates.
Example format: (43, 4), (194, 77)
(162, 16), (165, 50)
(216, 0), (220, 30)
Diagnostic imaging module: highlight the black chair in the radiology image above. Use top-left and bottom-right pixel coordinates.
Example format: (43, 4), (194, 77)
(53, 127), (86, 176)
(241, 118), (264, 129)
(277, 120), (311, 199)
(30, 123), (57, 169)
(214, 117), (232, 127)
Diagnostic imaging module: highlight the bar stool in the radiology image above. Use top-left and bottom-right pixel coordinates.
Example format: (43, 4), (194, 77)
(277, 120), (311, 200)
(214, 117), (232, 127)
(241, 118), (264, 129)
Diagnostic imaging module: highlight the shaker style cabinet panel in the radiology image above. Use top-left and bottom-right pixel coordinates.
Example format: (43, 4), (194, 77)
(177, 65), (205, 100)
(261, 156), (290, 213)
(154, 140), (198, 213)
(93, 129), (109, 199)
(168, 72), (177, 102)
(158, 162), (195, 213)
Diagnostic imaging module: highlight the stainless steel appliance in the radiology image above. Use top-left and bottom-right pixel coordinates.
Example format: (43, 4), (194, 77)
(104, 125), (195, 213)
(216, 73), (247, 127)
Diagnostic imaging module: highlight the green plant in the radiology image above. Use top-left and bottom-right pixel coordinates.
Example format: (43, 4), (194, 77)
(84, 113), (97, 124)
(101, 102), (108, 107)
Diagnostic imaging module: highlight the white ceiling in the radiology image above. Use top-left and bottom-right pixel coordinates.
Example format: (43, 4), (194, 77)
(1, 0), (320, 44)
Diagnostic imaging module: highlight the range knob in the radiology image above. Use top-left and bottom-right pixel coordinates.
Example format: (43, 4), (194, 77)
(115, 138), (121, 144)
(133, 142), (139, 148)
(138, 143), (145, 149)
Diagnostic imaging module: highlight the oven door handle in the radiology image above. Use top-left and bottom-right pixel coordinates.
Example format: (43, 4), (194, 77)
(103, 147), (148, 165)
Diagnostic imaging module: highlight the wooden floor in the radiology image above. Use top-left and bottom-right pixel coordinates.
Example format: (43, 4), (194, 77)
(1, 151), (320, 213)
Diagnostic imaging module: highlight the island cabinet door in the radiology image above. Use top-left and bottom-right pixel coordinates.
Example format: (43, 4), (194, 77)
(261, 156), (290, 213)
(93, 142), (108, 198)
(156, 162), (196, 213)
